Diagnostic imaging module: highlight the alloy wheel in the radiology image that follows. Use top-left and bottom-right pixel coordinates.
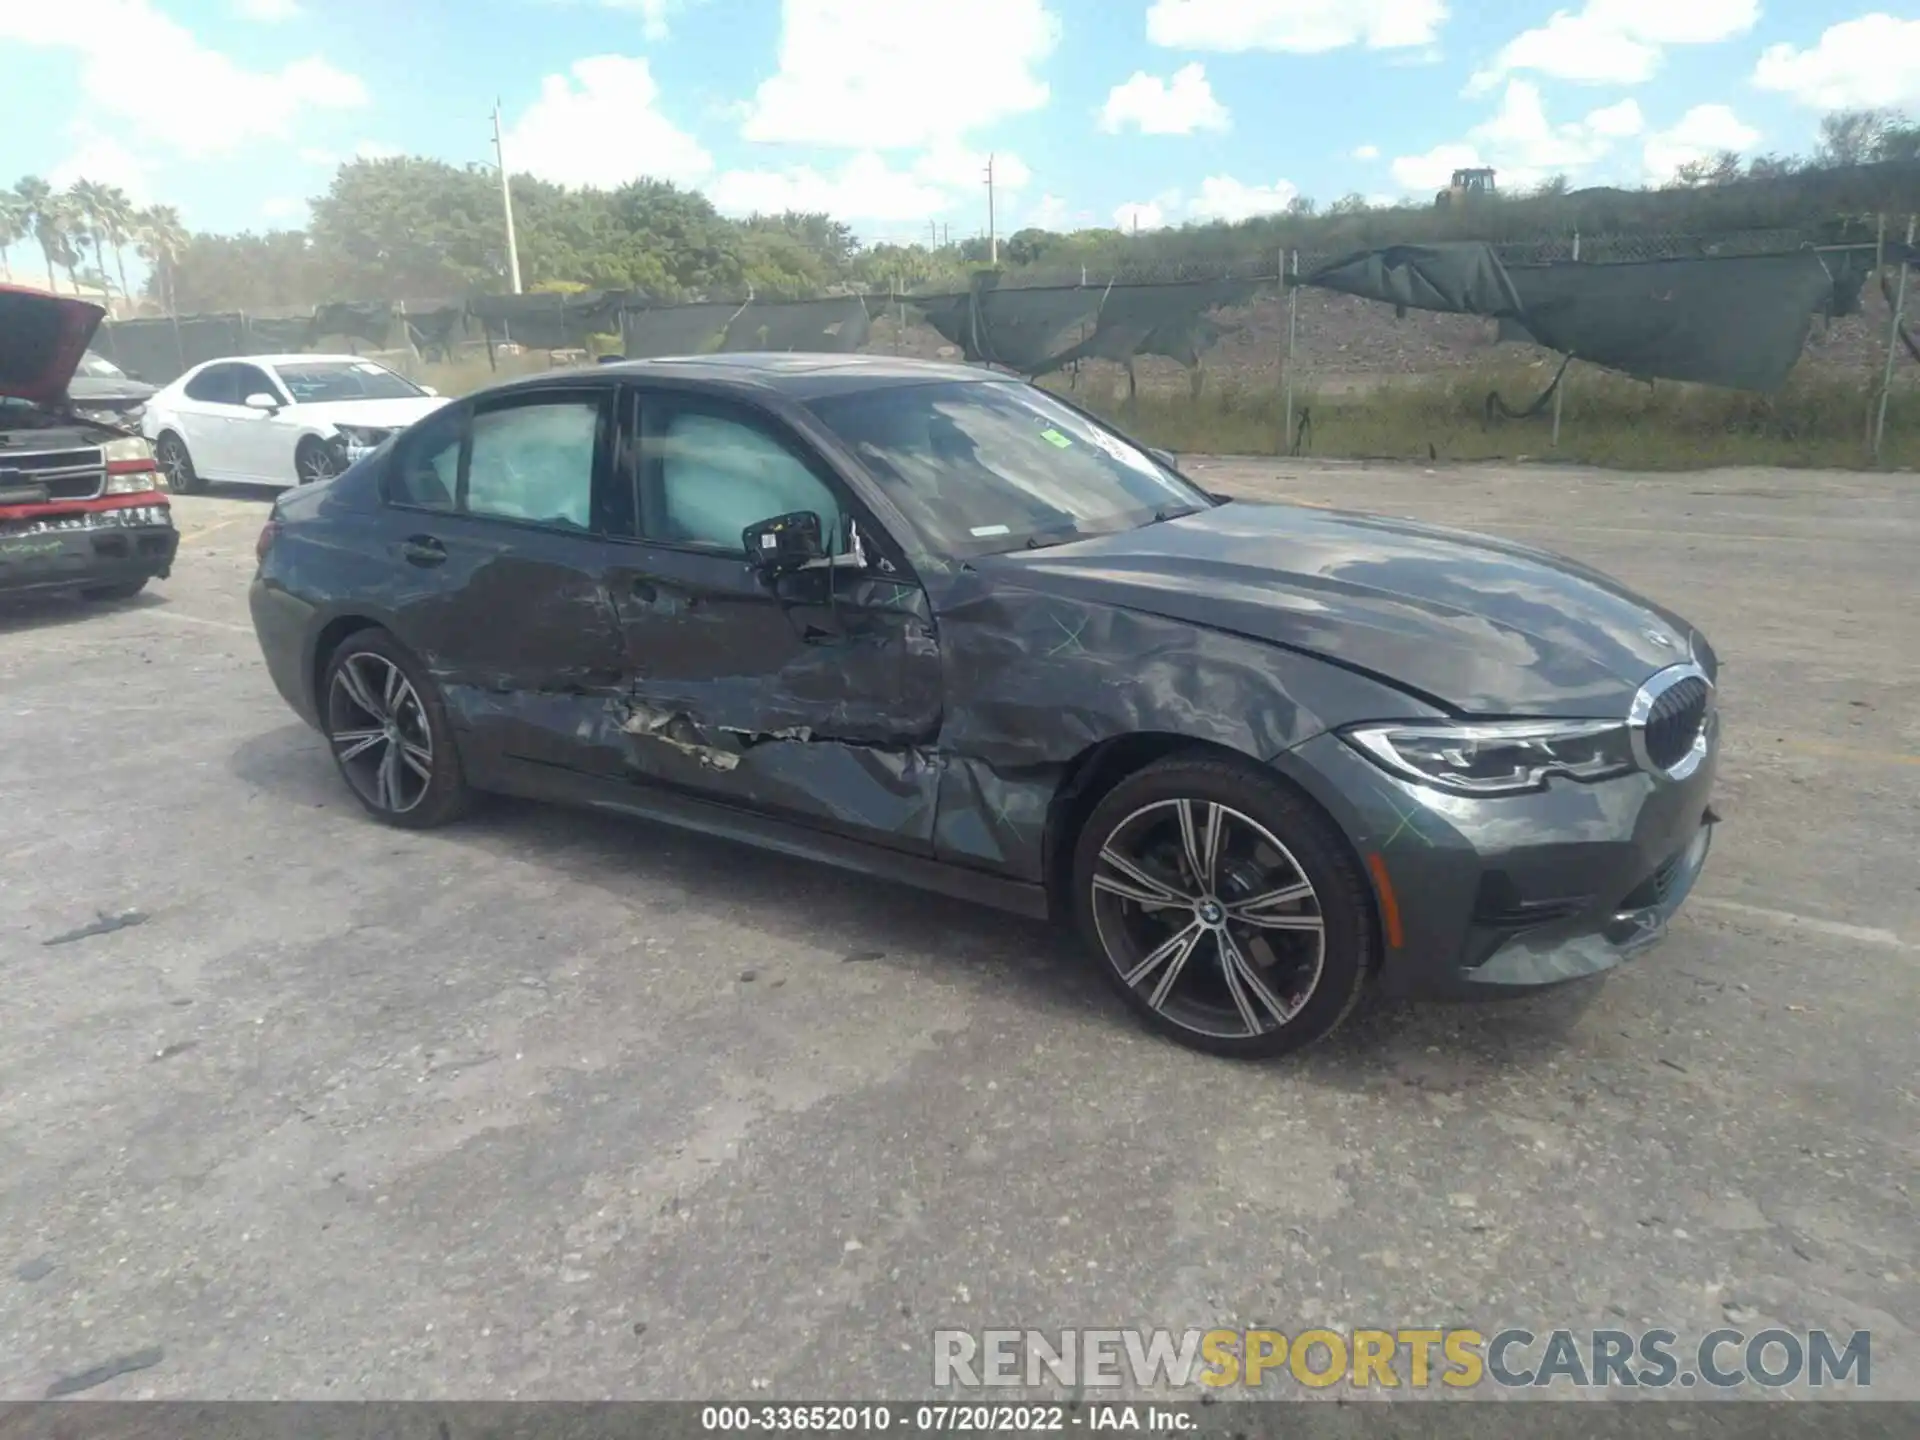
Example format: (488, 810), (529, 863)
(298, 443), (341, 485)
(158, 436), (192, 491)
(1089, 798), (1326, 1041)
(326, 652), (435, 814)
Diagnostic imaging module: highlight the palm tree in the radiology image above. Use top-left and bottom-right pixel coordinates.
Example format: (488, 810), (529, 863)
(69, 178), (113, 300)
(0, 189), (27, 282)
(47, 194), (84, 294)
(137, 204), (189, 315)
(95, 183), (137, 307)
(14, 175), (63, 291)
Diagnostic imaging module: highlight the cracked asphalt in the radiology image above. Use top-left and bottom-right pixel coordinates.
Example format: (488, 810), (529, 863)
(1, 460), (1915, 1402)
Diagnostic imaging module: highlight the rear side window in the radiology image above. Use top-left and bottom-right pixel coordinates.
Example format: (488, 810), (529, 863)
(387, 406), (462, 511)
(384, 393), (606, 529)
(467, 401), (598, 529)
(184, 365), (238, 404)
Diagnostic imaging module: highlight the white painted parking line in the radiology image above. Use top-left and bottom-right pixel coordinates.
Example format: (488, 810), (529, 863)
(1691, 897), (1912, 950)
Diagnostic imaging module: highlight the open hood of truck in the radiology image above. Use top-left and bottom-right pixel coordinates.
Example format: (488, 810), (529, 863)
(0, 284), (106, 407)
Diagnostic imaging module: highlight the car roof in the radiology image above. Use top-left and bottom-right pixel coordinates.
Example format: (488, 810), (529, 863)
(199, 354), (383, 369)
(515, 352), (1002, 402)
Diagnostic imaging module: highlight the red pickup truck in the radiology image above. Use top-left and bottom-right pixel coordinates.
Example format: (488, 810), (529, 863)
(1, 284), (178, 601)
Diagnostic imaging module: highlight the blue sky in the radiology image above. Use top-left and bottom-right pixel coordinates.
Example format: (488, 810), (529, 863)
(3, 0), (1916, 250)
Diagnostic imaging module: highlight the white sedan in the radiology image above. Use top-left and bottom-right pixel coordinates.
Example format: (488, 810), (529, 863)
(142, 354), (449, 491)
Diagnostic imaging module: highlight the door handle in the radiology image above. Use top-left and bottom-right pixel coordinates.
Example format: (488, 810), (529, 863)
(401, 534), (447, 567)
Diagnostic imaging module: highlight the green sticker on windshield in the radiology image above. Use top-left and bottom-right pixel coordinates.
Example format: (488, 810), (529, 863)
(1039, 427), (1073, 449)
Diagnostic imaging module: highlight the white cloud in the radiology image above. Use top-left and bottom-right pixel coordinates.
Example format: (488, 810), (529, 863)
(710, 154), (948, 221)
(914, 142), (1030, 194)
(589, 0), (702, 40)
(504, 55), (712, 188)
(742, 0), (1059, 148)
(1586, 97), (1646, 137)
(1187, 175), (1299, 221)
(1642, 103), (1759, 181)
(1471, 0), (1758, 91)
(0, 0), (366, 157)
(1026, 193), (1072, 229)
(1145, 0), (1447, 54)
(710, 145), (1029, 223)
(1098, 63), (1229, 135)
(1753, 14), (1920, 111)
(1114, 200), (1169, 232)
(261, 196), (308, 221)
(234, 0), (303, 18)
(1353, 143), (1381, 160)
(299, 147), (337, 166)
(1389, 81), (1646, 191)
(50, 134), (152, 203)
(1390, 141), (1485, 192)
(355, 141), (402, 161)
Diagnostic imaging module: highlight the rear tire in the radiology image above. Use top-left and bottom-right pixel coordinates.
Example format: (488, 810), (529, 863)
(155, 432), (201, 494)
(321, 628), (472, 829)
(1070, 753), (1374, 1060)
(80, 579), (148, 601)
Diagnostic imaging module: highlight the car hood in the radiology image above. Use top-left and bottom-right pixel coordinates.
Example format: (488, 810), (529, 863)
(297, 395), (449, 429)
(0, 285), (105, 407)
(980, 500), (1705, 716)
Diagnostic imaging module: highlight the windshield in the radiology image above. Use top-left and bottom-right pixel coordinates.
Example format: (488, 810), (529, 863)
(77, 352), (128, 379)
(272, 360), (423, 404)
(807, 380), (1209, 557)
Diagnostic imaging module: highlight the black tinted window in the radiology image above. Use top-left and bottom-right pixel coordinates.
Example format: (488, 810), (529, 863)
(184, 365), (238, 404)
(807, 380), (1207, 557)
(231, 365), (278, 405)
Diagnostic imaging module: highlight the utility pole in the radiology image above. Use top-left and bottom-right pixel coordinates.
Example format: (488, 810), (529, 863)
(492, 100), (523, 294)
(985, 154), (997, 265)
(928, 219), (937, 249)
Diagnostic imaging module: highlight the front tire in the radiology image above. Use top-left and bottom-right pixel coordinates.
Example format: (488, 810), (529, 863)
(1071, 754), (1375, 1059)
(155, 432), (202, 494)
(321, 629), (472, 829)
(295, 437), (341, 486)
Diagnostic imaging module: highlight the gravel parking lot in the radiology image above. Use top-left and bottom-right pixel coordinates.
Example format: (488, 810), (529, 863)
(2, 460), (1915, 1401)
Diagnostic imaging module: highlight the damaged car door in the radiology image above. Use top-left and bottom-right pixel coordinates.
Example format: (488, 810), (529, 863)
(598, 386), (944, 850)
(380, 387), (629, 775)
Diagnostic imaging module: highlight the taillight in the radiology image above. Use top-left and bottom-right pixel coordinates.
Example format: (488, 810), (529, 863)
(256, 520), (281, 564)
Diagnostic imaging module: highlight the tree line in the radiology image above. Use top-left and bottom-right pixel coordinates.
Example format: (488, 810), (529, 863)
(0, 179), (190, 312)
(9, 108), (1919, 321)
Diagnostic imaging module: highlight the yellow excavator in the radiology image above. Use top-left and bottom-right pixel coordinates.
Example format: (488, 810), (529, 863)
(1435, 167), (1498, 209)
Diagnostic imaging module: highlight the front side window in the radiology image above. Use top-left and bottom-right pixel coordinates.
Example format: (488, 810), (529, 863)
(273, 360), (424, 404)
(642, 405), (842, 555)
(807, 379), (1208, 557)
(231, 365), (281, 406)
(465, 400), (599, 529)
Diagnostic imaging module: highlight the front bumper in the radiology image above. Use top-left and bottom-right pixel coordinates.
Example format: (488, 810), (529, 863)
(1274, 726), (1718, 999)
(0, 498), (178, 597)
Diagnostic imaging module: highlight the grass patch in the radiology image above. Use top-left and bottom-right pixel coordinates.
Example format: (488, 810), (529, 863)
(1055, 365), (1920, 470)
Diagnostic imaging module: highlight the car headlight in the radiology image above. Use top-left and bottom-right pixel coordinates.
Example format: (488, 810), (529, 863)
(102, 435), (163, 494)
(1342, 719), (1636, 796)
(333, 424), (393, 449)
